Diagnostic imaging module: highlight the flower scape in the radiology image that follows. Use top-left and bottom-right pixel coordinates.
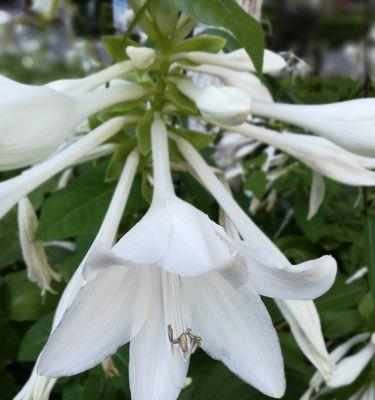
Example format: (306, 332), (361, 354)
(1, 1), (374, 400)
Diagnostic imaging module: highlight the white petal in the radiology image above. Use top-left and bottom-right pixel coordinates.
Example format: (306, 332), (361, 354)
(251, 99), (375, 157)
(308, 172), (325, 220)
(196, 86), (251, 126)
(129, 270), (188, 400)
(38, 266), (151, 377)
(126, 46), (156, 70)
(327, 342), (375, 388)
(113, 197), (237, 276)
(275, 300), (334, 379)
(182, 272), (285, 398)
(240, 241), (337, 300)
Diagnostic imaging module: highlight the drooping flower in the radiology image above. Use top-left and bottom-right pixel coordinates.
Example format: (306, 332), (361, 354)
(225, 123), (375, 217)
(176, 136), (337, 300)
(15, 149), (140, 400)
(0, 75), (146, 170)
(18, 197), (61, 295)
(174, 78), (251, 125)
(226, 123), (375, 187)
(0, 116), (139, 219)
(251, 98), (375, 157)
(172, 48), (287, 73)
(38, 116), (286, 399)
(179, 62), (273, 103)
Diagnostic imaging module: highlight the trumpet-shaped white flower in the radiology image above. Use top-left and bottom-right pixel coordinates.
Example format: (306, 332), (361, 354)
(0, 116), (139, 219)
(47, 61), (134, 94)
(15, 149), (140, 400)
(176, 136), (337, 301)
(251, 98), (375, 157)
(275, 300), (334, 379)
(180, 63), (273, 103)
(301, 333), (372, 400)
(174, 79), (251, 125)
(229, 124), (375, 186)
(126, 46), (156, 70)
(172, 49), (286, 73)
(0, 76), (146, 170)
(18, 197), (61, 295)
(38, 117), (286, 399)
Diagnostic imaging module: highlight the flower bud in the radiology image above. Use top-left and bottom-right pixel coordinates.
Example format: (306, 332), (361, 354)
(196, 86), (251, 126)
(126, 46), (156, 70)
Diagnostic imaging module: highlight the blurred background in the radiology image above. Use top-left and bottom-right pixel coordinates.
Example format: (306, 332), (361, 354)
(0, 0), (374, 84)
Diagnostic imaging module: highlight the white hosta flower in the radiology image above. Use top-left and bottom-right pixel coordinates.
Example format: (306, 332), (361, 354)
(181, 63), (273, 103)
(18, 197), (61, 295)
(301, 333), (371, 400)
(176, 136), (337, 300)
(275, 300), (334, 379)
(172, 49), (286, 73)
(87, 117), (242, 278)
(229, 124), (375, 187)
(327, 333), (375, 388)
(0, 116), (139, 219)
(251, 98), (375, 157)
(175, 79), (251, 125)
(38, 117), (286, 399)
(126, 46), (156, 70)
(0, 75), (146, 170)
(47, 61), (134, 94)
(15, 149), (140, 400)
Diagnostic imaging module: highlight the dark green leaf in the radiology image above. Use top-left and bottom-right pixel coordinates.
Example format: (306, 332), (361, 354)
(172, 34), (226, 54)
(2, 272), (56, 321)
(364, 217), (375, 299)
(170, 0), (265, 75)
(18, 313), (53, 361)
(36, 179), (115, 241)
(244, 170), (267, 199)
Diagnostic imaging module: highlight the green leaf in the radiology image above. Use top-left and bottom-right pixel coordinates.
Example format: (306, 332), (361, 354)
(136, 110), (154, 155)
(149, 0), (178, 38)
(173, 127), (214, 150)
(166, 81), (198, 115)
(321, 309), (363, 339)
(244, 170), (267, 199)
(0, 315), (19, 367)
(36, 178), (115, 241)
(170, 0), (265, 75)
(105, 141), (137, 182)
(18, 313), (53, 362)
(294, 199), (325, 242)
(0, 210), (21, 269)
(172, 34), (226, 54)
(1, 272), (56, 321)
(364, 217), (375, 300)
(102, 36), (129, 63)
